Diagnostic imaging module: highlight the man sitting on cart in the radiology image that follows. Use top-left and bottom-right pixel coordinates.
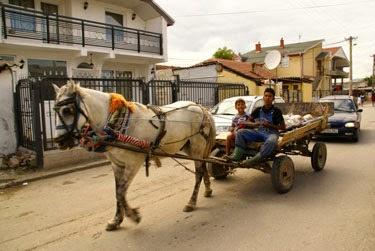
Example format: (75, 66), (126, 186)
(227, 88), (286, 166)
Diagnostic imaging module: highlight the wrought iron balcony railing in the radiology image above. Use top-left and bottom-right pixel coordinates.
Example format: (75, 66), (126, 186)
(1, 4), (163, 55)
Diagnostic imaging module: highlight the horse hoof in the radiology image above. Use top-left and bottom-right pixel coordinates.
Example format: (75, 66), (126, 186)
(183, 205), (195, 212)
(204, 190), (213, 197)
(106, 221), (119, 231)
(129, 208), (142, 224)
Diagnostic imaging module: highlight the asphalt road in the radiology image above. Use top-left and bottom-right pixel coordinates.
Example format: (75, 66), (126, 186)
(1, 105), (375, 251)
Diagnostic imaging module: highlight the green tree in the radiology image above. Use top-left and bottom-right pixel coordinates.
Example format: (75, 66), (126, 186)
(365, 76), (374, 87)
(213, 47), (235, 60)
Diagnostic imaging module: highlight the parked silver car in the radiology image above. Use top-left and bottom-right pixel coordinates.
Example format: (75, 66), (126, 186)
(210, 95), (285, 134)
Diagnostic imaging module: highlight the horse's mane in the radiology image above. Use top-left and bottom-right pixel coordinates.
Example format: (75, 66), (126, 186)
(56, 80), (84, 100)
(56, 80), (139, 113)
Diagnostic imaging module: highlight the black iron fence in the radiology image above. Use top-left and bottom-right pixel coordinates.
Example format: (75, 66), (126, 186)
(1, 3), (162, 55)
(15, 77), (248, 167)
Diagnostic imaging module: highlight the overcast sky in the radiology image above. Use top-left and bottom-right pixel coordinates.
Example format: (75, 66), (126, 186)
(155, 0), (375, 78)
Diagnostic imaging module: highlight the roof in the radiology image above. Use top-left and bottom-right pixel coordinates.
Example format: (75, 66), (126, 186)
(142, 0), (175, 26)
(188, 58), (274, 80)
(242, 39), (324, 64)
(323, 47), (340, 55)
(155, 65), (182, 70)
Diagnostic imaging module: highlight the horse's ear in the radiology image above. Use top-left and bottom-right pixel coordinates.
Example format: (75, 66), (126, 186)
(52, 84), (60, 94)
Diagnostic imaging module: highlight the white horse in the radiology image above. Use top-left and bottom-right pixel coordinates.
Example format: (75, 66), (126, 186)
(53, 81), (216, 231)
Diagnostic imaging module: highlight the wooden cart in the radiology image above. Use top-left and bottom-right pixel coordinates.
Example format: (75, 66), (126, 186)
(207, 102), (333, 194)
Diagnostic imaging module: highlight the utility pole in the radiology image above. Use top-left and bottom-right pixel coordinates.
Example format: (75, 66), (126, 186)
(372, 54), (375, 91)
(345, 36), (358, 96)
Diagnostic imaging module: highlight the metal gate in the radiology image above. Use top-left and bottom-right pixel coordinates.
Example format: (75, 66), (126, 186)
(15, 77), (248, 167)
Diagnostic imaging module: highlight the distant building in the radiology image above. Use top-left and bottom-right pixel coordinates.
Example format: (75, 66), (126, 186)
(172, 58), (279, 96)
(241, 38), (349, 101)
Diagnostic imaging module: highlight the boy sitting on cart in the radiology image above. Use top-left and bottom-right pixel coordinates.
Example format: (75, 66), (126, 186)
(227, 88), (286, 167)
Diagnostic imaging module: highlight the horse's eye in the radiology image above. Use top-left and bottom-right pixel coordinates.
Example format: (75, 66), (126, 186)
(62, 107), (73, 116)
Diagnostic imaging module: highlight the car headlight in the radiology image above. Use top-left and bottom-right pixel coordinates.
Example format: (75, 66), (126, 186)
(345, 122), (355, 128)
(216, 126), (230, 133)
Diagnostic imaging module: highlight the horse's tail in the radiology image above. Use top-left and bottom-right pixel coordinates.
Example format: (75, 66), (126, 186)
(202, 108), (216, 158)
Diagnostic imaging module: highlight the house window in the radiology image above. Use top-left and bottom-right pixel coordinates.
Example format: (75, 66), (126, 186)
(0, 55), (15, 61)
(9, 0), (36, 32)
(9, 0), (34, 8)
(28, 59), (67, 78)
(41, 2), (59, 42)
(105, 11), (124, 42)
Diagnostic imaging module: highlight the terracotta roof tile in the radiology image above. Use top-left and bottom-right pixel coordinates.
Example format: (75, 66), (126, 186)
(193, 58), (274, 80)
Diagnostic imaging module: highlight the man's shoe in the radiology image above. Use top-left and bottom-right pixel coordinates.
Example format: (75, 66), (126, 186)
(225, 147), (247, 162)
(241, 153), (262, 167)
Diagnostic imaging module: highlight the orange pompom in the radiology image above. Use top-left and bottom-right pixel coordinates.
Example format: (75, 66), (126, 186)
(108, 93), (136, 113)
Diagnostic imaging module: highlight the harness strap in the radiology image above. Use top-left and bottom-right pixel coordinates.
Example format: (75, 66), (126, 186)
(145, 105), (167, 177)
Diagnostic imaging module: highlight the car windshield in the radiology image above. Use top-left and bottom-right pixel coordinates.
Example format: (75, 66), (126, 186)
(321, 99), (356, 112)
(210, 100), (252, 115)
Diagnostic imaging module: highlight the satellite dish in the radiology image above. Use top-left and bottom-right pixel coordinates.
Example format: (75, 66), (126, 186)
(264, 50), (281, 70)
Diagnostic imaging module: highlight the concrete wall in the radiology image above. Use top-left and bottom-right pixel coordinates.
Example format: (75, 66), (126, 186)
(219, 69), (257, 95)
(174, 65), (218, 81)
(272, 55), (302, 78)
(0, 70), (17, 155)
(302, 83), (312, 102)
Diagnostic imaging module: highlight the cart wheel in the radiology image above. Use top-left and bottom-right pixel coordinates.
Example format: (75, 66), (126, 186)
(311, 142), (327, 171)
(271, 155), (295, 194)
(207, 148), (228, 179)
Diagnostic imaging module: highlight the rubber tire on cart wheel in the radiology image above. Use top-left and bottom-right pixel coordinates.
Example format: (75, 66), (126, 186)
(311, 142), (327, 171)
(271, 155), (295, 194)
(207, 148), (228, 179)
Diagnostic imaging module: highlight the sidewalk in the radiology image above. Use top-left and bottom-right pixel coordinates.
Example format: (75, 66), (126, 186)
(0, 159), (110, 189)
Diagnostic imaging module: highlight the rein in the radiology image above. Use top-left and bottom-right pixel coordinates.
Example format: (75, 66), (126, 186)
(54, 93), (89, 142)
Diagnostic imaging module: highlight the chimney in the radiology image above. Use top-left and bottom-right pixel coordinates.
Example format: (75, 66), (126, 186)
(255, 42), (261, 52)
(280, 37), (285, 48)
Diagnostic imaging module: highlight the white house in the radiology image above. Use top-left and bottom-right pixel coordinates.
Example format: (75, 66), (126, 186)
(0, 0), (174, 155)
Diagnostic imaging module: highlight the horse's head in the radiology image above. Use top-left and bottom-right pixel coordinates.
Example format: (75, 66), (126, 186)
(53, 81), (89, 149)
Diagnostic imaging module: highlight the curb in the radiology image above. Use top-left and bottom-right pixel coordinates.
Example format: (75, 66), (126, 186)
(0, 160), (110, 189)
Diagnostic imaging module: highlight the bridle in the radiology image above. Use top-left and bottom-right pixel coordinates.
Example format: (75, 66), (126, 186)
(53, 92), (89, 143)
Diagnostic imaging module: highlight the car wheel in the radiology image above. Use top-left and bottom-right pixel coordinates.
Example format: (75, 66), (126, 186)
(352, 129), (359, 142)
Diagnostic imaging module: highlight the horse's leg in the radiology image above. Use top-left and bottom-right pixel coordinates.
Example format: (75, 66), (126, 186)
(106, 164), (126, 231)
(106, 163), (141, 231)
(201, 162), (213, 197)
(183, 160), (204, 212)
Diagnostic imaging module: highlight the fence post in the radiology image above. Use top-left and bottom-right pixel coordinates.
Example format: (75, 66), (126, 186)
(159, 34), (163, 55)
(81, 20), (85, 47)
(1, 6), (7, 39)
(172, 75), (180, 103)
(31, 80), (44, 168)
(46, 15), (50, 43)
(214, 84), (219, 105)
(137, 31), (140, 53)
(142, 79), (149, 104)
(111, 26), (115, 50)
(14, 82), (22, 147)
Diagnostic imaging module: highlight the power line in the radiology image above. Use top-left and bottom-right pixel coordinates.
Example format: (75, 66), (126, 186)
(177, 1), (374, 17)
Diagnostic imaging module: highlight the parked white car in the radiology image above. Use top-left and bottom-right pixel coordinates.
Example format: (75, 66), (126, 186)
(210, 95), (285, 134)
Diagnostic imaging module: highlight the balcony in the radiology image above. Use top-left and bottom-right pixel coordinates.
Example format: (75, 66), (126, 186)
(328, 69), (349, 78)
(0, 4), (163, 55)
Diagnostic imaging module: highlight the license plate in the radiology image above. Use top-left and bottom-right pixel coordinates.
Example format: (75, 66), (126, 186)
(322, 128), (338, 134)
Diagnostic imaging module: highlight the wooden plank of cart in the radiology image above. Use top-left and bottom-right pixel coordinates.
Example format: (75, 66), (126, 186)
(206, 102), (334, 194)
